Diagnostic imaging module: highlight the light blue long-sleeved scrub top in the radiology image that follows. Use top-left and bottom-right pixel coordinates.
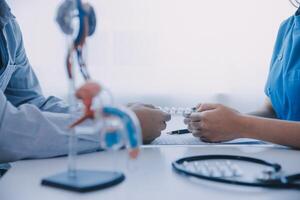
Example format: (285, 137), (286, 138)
(265, 10), (300, 121)
(0, 1), (99, 163)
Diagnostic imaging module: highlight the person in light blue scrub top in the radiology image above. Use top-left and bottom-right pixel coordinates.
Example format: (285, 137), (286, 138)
(185, 1), (300, 149)
(265, 7), (300, 121)
(0, 0), (170, 167)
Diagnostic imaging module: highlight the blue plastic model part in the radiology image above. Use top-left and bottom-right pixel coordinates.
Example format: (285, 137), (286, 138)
(104, 130), (123, 149)
(103, 106), (139, 149)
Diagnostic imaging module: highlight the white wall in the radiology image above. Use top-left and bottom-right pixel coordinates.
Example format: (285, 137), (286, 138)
(8, 0), (295, 112)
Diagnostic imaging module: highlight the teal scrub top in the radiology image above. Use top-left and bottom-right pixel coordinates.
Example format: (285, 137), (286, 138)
(265, 10), (300, 121)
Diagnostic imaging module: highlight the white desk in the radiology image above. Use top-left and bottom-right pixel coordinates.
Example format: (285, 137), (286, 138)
(0, 145), (299, 200)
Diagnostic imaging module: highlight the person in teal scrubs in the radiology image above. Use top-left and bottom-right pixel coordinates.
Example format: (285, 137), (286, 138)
(184, 1), (300, 148)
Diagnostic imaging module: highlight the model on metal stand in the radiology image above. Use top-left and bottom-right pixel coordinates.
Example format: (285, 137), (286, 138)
(41, 0), (142, 192)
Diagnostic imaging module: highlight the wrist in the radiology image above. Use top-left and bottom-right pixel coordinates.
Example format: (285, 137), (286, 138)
(235, 114), (252, 138)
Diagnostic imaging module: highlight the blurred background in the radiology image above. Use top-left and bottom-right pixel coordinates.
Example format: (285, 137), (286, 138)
(7, 0), (295, 112)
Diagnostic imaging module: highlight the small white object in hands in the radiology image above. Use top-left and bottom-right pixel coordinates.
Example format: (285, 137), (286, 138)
(157, 106), (195, 116)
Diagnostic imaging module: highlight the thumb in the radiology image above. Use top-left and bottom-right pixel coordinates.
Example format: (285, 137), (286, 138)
(197, 103), (219, 112)
(154, 109), (171, 122)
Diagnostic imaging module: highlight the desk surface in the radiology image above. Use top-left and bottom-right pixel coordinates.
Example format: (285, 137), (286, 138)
(0, 145), (299, 200)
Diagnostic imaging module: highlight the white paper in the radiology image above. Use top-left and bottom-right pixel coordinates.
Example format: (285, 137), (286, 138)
(151, 133), (265, 145)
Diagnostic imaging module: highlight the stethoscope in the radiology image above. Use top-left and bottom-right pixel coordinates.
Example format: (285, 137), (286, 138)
(172, 155), (300, 189)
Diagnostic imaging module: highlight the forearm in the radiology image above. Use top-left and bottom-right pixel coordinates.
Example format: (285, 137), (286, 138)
(248, 109), (277, 118)
(238, 115), (300, 149)
(0, 92), (99, 163)
(37, 95), (70, 113)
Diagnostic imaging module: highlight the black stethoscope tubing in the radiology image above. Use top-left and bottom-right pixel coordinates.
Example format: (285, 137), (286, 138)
(172, 155), (300, 189)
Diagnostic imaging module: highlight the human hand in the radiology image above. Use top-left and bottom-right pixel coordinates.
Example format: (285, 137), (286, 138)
(129, 103), (171, 144)
(184, 103), (243, 142)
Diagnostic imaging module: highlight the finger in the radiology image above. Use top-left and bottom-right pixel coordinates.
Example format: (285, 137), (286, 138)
(197, 103), (219, 112)
(191, 130), (202, 137)
(164, 113), (171, 121)
(189, 112), (202, 122)
(199, 136), (210, 143)
(190, 121), (202, 130)
(155, 110), (171, 122)
(127, 102), (141, 107)
(195, 103), (202, 109)
(152, 131), (162, 140)
(127, 102), (156, 109)
(187, 124), (193, 132)
(183, 118), (191, 125)
(143, 104), (156, 109)
(147, 109), (171, 124)
(183, 113), (191, 118)
(159, 121), (167, 131)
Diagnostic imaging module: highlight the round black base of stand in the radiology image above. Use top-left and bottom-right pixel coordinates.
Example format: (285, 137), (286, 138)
(41, 170), (125, 192)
